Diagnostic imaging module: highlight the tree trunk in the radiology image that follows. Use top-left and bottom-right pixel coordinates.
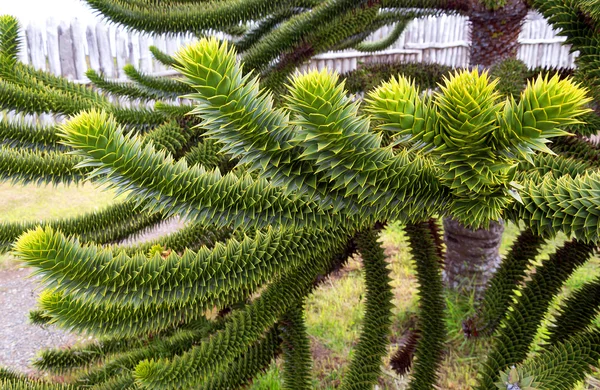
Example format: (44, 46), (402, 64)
(468, 0), (529, 67)
(441, 0), (528, 297)
(443, 217), (504, 296)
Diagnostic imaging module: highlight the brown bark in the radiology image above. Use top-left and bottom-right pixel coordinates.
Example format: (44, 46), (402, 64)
(443, 217), (504, 296)
(468, 0), (529, 67)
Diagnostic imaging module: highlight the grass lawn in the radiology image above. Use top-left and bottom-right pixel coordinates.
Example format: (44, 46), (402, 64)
(0, 182), (117, 267)
(1, 184), (598, 388)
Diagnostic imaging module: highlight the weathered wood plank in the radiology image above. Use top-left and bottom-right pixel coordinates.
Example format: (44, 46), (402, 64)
(58, 22), (76, 79)
(138, 34), (152, 73)
(27, 24), (45, 70)
(86, 24), (100, 71)
(115, 27), (129, 78)
(166, 36), (178, 56)
(46, 18), (62, 76)
(96, 23), (114, 77)
(128, 33), (140, 69)
(71, 18), (88, 80)
(152, 36), (167, 72)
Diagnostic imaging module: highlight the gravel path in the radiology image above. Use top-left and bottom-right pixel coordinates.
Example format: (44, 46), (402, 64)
(0, 217), (185, 373)
(0, 267), (86, 374)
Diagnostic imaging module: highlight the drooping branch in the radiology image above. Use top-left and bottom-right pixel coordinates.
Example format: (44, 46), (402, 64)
(404, 221), (447, 390)
(340, 227), (394, 389)
(476, 239), (597, 389)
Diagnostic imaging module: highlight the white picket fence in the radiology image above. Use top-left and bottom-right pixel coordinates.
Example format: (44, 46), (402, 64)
(15, 12), (576, 83)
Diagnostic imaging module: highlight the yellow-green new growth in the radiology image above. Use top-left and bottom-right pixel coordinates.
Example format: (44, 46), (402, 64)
(496, 366), (538, 390)
(367, 69), (591, 227)
(501, 74), (592, 160)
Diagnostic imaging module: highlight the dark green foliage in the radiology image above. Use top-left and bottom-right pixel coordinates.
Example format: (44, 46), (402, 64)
(144, 120), (195, 158)
(0, 147), (85, 184)
(531, 0), (600, 106)
(255, 3), (390, 92)
(489, 58), (529, 97)
(0, 119), (64, 151)
(88, 374), (135, 390)
(517, 153), (593, 182)
(184, 139), (231, 171)
(354, 20), (410, 52)
(547, 277), (600, 345)
(0, 61), (167, 128)
(82, 0), (309, 35)
(339, 228), (393, 389)
(79, 0), (451, 93)
(474, 229), (546, 335)
(60, 110), (344, 230)
(29, 309), (53, 326)
(280, 303), (312, 389)
(568, 111), (600, 138)
(0, 19), (167, 130)
(16, 226), (350, 336)
(197, 328), (281, 389)
(86, 69), (173, 101)
(0, 380), (75, 390)
(404, 221), (446, 390)
(343, 62), (452, 94)
(505, 169), (600, 242)
(153, 101), (193, 120)
(551, 135), (600, 165)
(234, 8), (304, 52)
(476, 240), (597, 389)
(0, 367), (25, 382)
(0, 368), (73, 389)
(148, 45), (178, 68)
(0, 77), (97, 116)
(512, 330), (600, 390)
(123, 64), (193, 95)
(242, 0), (376, 71)
(527, 66), (575, 82)
(0, 15), (20, 64)
(116, 222), (233, 256)
(71, 321), (219, 387)
(133, 239), (350, 389)
(33, 336), (149, 374)
(341, 58), (577, 101)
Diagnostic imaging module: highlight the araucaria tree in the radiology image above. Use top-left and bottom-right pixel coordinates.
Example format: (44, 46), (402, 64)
(69, 0), (593, 294)
(1, 0), (600, 389)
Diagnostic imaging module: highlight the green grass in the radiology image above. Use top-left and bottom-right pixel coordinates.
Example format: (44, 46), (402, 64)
(0, 182), (117, 222)
(250, 221), (600, 389)
(0, 182), (118, 267)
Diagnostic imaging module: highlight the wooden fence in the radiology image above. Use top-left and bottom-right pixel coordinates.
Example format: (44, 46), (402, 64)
(15, 12), (576, 83)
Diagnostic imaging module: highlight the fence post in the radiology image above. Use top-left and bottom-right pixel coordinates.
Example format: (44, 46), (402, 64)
(46, 18), (62, 76)
(115, 27), (129, 79)
(58, 22), (76, 79)
(71, 18), (88, 80)
(27, 23), (45, 71)
(139, 34), (153, 73)
(86, 24), (100, 71)
(96, 23), (114, 77)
